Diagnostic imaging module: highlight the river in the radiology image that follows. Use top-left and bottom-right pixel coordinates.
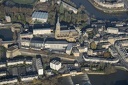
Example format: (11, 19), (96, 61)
(71, 0), (128, 20)
(88, 70), (128, 85)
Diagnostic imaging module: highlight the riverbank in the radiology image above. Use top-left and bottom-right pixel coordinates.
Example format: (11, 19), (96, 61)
(89, 0), (127, 13)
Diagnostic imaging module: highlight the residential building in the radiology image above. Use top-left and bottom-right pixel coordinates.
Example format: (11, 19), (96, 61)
(50, 60), (62, 71)
(0, 70), (6, 77)
(83, 54), (119, 64)
(20, 32), (33, 39)
(0, 62), (6, 68)
(7, 59), (24, 66)
(32, 11), (48, 23)
(36, 58), (43, 75)
(21, 74), (38, 82)
(107, 27), (119, 34)
(0, 77), (18, 85)
(94, 0), (124, 8)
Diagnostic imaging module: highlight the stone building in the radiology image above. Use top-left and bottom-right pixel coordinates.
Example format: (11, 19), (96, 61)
(55, 17), (79, 42)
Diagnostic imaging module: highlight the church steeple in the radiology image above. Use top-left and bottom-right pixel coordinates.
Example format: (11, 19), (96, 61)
(56, 17), (60, 30)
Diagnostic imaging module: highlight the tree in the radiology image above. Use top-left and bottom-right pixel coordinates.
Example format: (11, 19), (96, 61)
(90, 41), (97, 50)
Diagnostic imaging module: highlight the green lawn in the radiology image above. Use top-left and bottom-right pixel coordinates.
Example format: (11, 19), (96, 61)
(11, 0), (37, 4)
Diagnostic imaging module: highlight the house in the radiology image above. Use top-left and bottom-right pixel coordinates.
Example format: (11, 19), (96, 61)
(21, 74), (38, 82)
(32, 11), (48, 23)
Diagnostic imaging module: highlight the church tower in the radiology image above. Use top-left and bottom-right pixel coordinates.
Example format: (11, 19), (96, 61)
(55, 17), (60, 38)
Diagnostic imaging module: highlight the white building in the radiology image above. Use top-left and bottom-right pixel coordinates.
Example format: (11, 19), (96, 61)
(0, 71), (6, 77)
(32, 11), (48, 23)
(7, 59), (24, 66)
(0, 62), (6, 68)
(94, 0), (124, 8)
(83, 54), (119, 64)
(5, 16), (11, 22)
(36, 58), (43, 75)
(107, 27), (119, 34)
(33, 28), (52, 35)
(50, 60), (61, 71)
(0, 78), (18, 85)
(40, 0), (47, 2)
(45, 40), (68, 50)
(21, 75), (38, 82)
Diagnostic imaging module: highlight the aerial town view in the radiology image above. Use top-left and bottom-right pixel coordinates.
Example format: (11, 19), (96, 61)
(0, 0), (128, 85)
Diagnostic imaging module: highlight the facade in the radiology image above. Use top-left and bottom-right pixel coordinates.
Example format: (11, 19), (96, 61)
(83, 54), (119, 64)
(0, 78), (18, 85)
(0, 71), (6, 77)
(32, 11), (48, 23)
(21, 38), (31, 49)
(72, 47), (80, 57)
(94, 0), (124, 8)
(30, 38), (44, 50)
(107, 27), (119, 34)
(0, 62), (6, 68)
(6, 45), (21, 58)
(45, 40), (68, 50)
(20, 32), (33, 39)
(21, 75), (38, 81)
(33, 28), (52, 35)
(36, 58), (43, 75)
(40, 0), (47, 2)
(66, 43), (73, 55)
(50, 60), (61, 71)
(7, 59), (24, 66)
(55, 17), (79, 42)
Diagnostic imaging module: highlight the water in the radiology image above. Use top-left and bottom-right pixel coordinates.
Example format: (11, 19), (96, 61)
(0, 29), (13, 41)
(88, 70), (128, 85)
(71, 0), (128, 20)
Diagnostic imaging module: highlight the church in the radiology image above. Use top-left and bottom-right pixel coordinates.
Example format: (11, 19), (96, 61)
(55, 17), (79, 42)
